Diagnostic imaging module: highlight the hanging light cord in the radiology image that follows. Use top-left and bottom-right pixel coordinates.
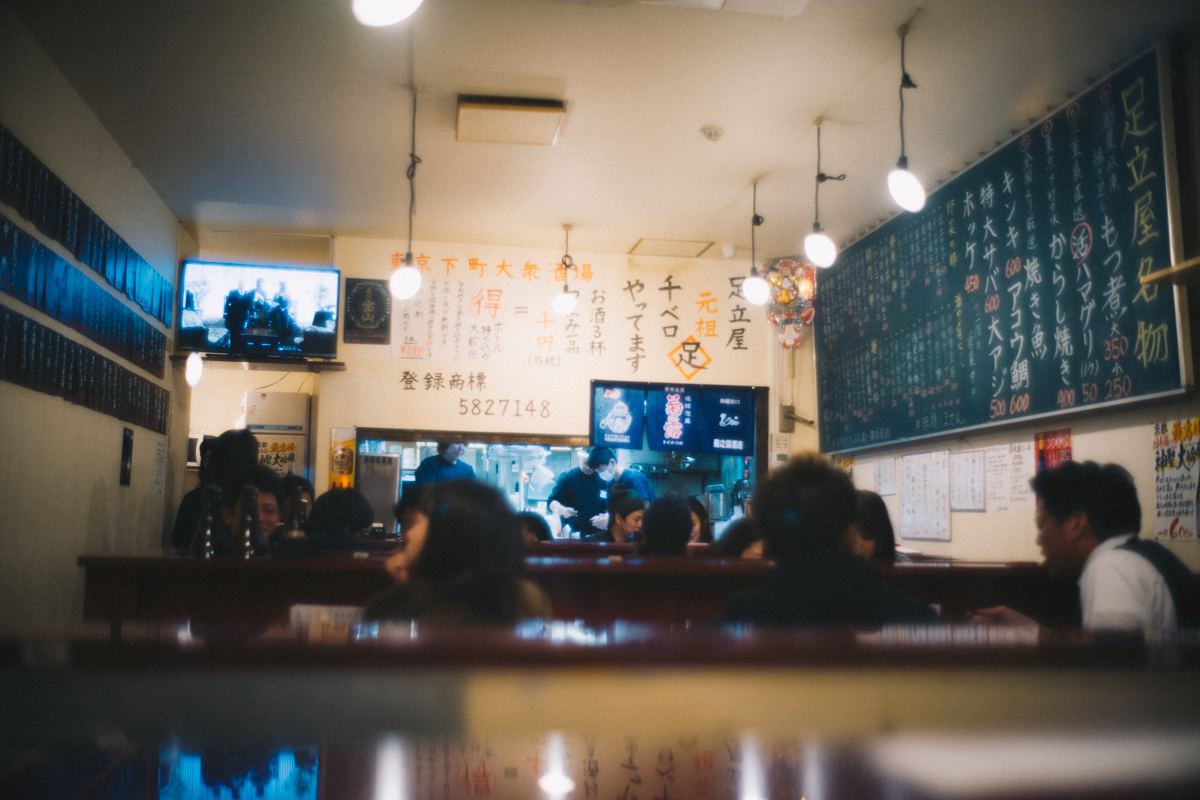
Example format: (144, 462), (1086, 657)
(751, 182), (763, 273)
(897, 27), (916, 166)
(405, 87), (421, 260)
(813, 126), (845, 231)
(405, 27), (420, 262)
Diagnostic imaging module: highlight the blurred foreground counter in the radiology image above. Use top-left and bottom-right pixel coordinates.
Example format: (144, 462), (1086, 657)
(2, 623), (1200, 800)
(2, 623), (1200, 799)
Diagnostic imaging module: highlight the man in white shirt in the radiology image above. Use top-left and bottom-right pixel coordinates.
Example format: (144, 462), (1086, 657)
(973, 461), (1193, 633)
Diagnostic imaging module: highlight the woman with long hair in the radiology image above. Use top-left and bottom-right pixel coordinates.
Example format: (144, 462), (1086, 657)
(366, 480), (551, 624)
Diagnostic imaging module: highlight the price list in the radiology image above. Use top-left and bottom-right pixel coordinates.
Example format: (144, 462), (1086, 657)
(817, 49), (1184, 452)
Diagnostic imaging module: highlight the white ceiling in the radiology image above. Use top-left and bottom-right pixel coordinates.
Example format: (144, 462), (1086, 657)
(8, 0), (1200, 263)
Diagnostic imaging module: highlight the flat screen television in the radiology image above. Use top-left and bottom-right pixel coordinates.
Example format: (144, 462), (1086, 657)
(177, 260), (340, 359)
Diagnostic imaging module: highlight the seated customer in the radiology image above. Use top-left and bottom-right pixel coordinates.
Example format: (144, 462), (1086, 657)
(844, 490), (905, 563)
(217, 464), (283, 556)
(971, 461), (1197, 632)
(172, 429), (259, 553)
(606, 484), (645, 543)
(709, 516), (763, 559)
(518, 512), (553, 547)
(687, 496), (714, 545)
(721, 454), (938, 627)
(638, 493), (693, 556)
(305, 488), (373, 552)
(365, 480), (552, 625)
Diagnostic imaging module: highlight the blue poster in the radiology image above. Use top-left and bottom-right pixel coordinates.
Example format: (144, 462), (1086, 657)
(592, 385), (645, 448)
(646, 387), (698, 451)
(699, 391), (753, 455)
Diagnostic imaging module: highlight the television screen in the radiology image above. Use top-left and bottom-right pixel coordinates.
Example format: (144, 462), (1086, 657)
(177, 260), (340, 358)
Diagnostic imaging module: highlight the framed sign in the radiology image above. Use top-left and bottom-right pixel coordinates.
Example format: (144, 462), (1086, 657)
(343, 278), (391, 344)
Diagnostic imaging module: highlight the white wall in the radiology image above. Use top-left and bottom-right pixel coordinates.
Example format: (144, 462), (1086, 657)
(0, 5), (190, 630)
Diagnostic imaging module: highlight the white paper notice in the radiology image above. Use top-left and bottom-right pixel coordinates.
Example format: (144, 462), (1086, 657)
(1008, 441), (1036, 510)
(949, 450), (986, 511)
(897, 451), (950, 540)
(985, 445), (1010, 511)
(154, 440), (167, 494)
(874, 458), (896, 496)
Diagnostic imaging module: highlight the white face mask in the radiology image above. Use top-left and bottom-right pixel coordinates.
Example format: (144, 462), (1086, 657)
(598, 466), (616, 481)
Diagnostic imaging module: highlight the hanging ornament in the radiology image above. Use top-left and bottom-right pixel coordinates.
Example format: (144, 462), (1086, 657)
(758, 256), (817, 346)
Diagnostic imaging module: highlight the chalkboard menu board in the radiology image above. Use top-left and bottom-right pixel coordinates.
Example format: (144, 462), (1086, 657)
(816, 48), (1187, 453)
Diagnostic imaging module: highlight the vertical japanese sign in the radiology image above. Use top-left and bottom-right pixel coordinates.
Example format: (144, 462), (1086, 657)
(593, 385), (645, 449)
(646, 387), (698, 451)
(698, 391), (753, 455)
(1153, 418), (1199, 541)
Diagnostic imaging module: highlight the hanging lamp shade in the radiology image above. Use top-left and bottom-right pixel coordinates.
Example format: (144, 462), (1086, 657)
(888, 163), (926, 212)
(743, 273), (770, 306)
(352, 0), (424, 26)
(185, 351), (204, 387)
(804, 231), (837, 268)
(389, 260), (422, 299)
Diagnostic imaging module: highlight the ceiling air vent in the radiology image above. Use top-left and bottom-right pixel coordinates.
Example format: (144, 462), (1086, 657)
(456, 95), (567, 145)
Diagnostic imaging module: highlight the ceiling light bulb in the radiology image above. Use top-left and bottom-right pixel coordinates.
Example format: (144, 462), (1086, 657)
(552, 290), (578, 316)
(743, 273), (770, 306)
(804, 232), (837, 268)
(389, 265), (422, 299)
(537, 773), (576, 796)
(352, 0), (424, 27)
(888, 167), (926, 212)
(185, 351), (203, 387)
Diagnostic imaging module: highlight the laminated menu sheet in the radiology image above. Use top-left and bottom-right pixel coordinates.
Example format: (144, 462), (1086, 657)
(898, 451), (950, 540)
(949, 450), (986, 511)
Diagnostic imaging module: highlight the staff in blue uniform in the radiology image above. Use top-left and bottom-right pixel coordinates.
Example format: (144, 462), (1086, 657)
(413, 442), (476, 484)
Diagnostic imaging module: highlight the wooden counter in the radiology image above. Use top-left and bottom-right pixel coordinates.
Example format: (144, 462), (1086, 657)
(78, 554), (1079, 636)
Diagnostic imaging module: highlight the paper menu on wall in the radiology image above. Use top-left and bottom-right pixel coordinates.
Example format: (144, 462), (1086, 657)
(984, 442), (1037, 512)
(874, 457), (896, 496)
(897, 451), (950, 540)
(949, 450), (985, 511)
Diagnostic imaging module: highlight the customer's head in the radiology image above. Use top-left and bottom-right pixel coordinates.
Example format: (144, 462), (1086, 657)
(410, 479), (524, 581)
(1030, 461), (1140, 576)
(638, 492), (693, 556)
(607, 484), (645, 543)
(209, 428), (259, 496)
(754, 454), (856, 561)
(687, 496), (712, 544)
(517, 512), (553, 546)
(710, 516), (762, 559)
(308, 488), (374, 539)
(844, 490), (896, 562)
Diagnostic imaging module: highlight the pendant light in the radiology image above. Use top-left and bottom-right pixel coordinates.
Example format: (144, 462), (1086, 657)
(185, 351), (204, 387)
(742, 181), (770, 306)
(804, 122), (844, 268)
(352, 0), (423, 27)
(390, 78), (423, 300)
(887, 23), (926, 213)
(552, 224), (579, 316)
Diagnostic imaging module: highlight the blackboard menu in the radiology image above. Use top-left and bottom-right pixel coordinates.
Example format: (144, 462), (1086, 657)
(816, 48), (1186, 453)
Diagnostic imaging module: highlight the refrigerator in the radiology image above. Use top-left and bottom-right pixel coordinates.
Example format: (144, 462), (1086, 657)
(244, 391), (310, 479)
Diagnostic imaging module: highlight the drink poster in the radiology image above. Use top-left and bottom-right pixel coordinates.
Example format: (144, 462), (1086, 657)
(646, 387), (698, 451)
(1035, 428), (1072, 472)
(698, 390), (753, 455)
(1153, 418), (1199, 541)
(592, 385), (645, 449)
